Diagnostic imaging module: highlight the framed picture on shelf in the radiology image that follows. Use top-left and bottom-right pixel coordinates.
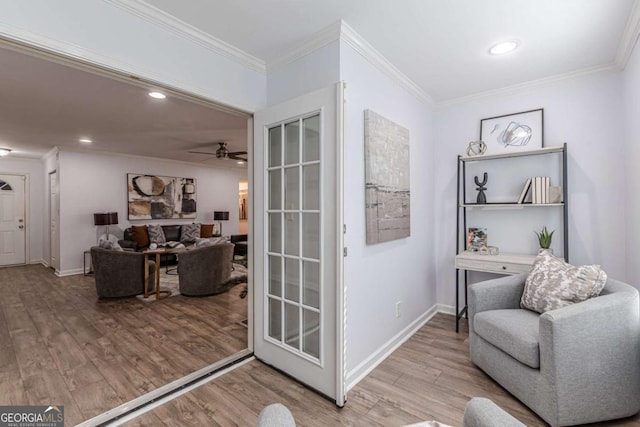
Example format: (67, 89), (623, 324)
(467, 227), (487, 251)
(480, 108), (543, 155)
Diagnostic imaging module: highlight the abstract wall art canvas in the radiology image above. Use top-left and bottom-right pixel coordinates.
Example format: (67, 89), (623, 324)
(127, 174), (197, 220)
(364, 110), (410, 244)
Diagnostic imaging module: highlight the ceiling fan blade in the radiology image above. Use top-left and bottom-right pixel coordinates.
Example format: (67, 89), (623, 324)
(228, 151), (248, 156)
(188, 150), (220, 155)
(229, 153), (248, 161)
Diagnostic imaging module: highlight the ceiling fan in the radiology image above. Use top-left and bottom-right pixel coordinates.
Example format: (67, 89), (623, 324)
(188, 142), (247, 162)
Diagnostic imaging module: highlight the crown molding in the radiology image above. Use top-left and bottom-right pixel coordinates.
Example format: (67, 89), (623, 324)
(339, 22), (434, 107)
(267, 20), (342, 73)
(267, 20), (434, 107)
(436, 62), (619, 109)
(0, 22), (256, 113)
(103, 0), (266, 73)
(615, 0), (640, 69)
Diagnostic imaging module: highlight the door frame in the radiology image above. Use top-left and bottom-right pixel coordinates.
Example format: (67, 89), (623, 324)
(0, 172), (29, 266)
(48, 169), (59, 271)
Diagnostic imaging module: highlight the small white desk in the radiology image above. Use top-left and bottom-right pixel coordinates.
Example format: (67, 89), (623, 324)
(454, 251), (536, 331)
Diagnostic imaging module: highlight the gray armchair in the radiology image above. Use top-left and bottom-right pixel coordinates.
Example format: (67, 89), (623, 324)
(469, 273), (640, 426)
(178, 243), (234, 296)
(90, 246), (155, 298)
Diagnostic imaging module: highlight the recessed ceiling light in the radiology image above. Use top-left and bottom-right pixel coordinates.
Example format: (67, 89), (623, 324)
(0, 148), (11, 157)
(489, 40), (519, 55)
(148, 91), (166, 99)
(79, 138), (93, 144)
(237, 161), (245, 165)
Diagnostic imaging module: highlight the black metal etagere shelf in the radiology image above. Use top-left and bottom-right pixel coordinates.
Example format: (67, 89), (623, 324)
(454, 143), (569, 332)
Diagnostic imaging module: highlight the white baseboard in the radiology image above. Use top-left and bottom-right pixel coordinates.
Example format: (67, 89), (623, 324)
(436, 304), (456, 315)
(346, 304), (440, 391)
(30, 259), (47, 267)
(345, 303), (461, 391)
(56, 268), (84, 277)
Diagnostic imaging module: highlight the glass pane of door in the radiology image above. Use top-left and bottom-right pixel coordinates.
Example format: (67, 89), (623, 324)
(266, 114), (322, 361)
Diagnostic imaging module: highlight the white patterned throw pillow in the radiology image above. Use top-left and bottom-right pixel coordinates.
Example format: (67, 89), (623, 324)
(520, 251), (607, 313)
(147, 224), (166, 244)
(180, 223), (200, 243)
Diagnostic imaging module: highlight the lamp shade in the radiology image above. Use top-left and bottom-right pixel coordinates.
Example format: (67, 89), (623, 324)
(214, 211), (229, 221)
(93, 212), (118, 226)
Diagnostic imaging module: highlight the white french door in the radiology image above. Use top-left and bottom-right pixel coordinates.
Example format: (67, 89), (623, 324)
(0, 174), (26, 266)
(253, 83), (345, 404)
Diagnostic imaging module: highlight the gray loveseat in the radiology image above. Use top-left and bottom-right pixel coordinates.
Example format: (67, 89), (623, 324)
(469, 273), (640, 426)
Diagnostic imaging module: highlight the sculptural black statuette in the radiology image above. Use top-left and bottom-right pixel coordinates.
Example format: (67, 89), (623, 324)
(475, 173), (488, 204)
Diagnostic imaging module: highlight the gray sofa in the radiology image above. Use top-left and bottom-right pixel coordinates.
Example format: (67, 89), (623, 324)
(178, 243), (234, 296)
(469, 273), (640, 426)
(255, 399), (523, 427)
(91, 246), (155, 298)
(463, 398), (525, 427)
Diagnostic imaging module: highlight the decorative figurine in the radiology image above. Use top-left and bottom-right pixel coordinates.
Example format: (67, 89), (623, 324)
(475, 173), (488, 204)
(466, 140), (487, 156)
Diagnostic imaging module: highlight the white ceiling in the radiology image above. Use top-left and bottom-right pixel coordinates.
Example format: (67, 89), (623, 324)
(0, 45), (249, 165)
(0, 1), (636, 162)
(146, 0), (636, 101)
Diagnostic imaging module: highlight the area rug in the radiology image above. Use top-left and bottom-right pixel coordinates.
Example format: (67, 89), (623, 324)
(137, 263), (248, 302)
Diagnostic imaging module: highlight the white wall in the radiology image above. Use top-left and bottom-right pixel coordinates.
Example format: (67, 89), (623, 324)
(434, 71), (627, 306)
(0, 0), (266, 112)
(340, 40), (436, 382)
(57, 150), (246, 274)
(267, 41), (340, 106)
(0, 156), (45, 263)
(623, 41), (640, 289)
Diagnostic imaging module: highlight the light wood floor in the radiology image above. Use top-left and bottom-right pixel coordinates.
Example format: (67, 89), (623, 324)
(0, 264), (247, 426)
(127, 314), (640, 427)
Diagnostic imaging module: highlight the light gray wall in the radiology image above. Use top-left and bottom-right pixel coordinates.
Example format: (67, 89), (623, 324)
(266, 41), (341, 106)
(623, 41), (640, 289)
(434, 71), (627, 306)
(340, 40), (436, 379)
(57, 151), (246, 275)
(0, 157), (45, 263)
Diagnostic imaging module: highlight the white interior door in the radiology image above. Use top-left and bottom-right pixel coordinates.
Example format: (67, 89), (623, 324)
(253, 83), (345, 404)
(0, 174), (26, 266)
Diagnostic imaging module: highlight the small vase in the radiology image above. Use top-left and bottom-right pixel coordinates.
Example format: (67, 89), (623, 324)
(538, 248), (553, 255)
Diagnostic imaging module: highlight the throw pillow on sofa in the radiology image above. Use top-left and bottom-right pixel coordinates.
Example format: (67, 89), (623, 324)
(148, 224), (166, 244)
(131, 225), (150, 248)
(180, 223), (200, 243)
(200, 223), (215, 238)
(195, 237), (227, 247)
(99, 239), (123, 251)
(521, 251), (607, 313)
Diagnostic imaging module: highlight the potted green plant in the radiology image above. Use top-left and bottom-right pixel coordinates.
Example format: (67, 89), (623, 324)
(535, 226), (554, 253)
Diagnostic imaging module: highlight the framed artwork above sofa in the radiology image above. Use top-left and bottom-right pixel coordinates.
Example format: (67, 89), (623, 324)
(127, 173), (197, 220)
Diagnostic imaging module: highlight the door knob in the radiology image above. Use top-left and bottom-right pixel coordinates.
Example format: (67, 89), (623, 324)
(18, 225), (24, 229)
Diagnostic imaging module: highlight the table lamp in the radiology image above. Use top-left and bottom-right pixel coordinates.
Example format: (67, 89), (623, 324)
(94, 212), (119, 243)
(213, 211), (229, 235)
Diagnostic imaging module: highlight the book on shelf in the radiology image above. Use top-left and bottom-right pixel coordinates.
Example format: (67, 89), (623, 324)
(529, 176), (552, 204)
(517, 178), (532, 204)
(544, 176), (550, 204)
